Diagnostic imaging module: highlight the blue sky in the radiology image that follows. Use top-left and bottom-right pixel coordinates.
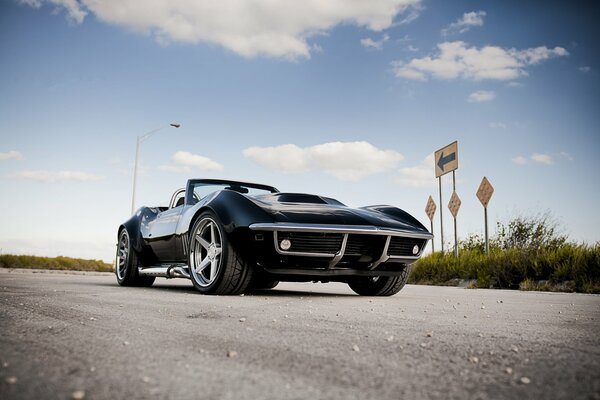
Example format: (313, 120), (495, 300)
(1, 0), (598, 261)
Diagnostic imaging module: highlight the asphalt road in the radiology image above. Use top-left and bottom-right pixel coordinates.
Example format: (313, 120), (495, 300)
(0, 269), (599, 400)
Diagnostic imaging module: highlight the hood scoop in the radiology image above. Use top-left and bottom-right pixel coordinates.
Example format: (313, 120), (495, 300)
(271, 193), (328, 204)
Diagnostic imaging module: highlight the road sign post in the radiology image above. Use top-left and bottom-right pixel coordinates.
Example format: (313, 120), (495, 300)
(425, 196), (437, 253)
(438, 178), (444, 253)
(448, 190), (461, 257)
(434, 141), (459, 255)
(476, 177), (494, 254)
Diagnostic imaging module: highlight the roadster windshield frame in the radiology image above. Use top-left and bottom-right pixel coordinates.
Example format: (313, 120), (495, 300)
(186, 179), (279, 205)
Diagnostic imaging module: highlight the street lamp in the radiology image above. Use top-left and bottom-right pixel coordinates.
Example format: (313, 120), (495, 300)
(131, 123), (181, 214)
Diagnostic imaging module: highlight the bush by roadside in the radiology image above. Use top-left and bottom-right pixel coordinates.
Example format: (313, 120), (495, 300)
(410, 213), (600, 294)
(0, 254), (113, 273)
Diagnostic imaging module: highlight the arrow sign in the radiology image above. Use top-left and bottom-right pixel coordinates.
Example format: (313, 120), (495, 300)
(437, 151), (456, 172)
(434, 141), (459, 177)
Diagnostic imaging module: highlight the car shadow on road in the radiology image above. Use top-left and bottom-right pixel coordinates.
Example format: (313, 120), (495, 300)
(89, 281), (356, 297)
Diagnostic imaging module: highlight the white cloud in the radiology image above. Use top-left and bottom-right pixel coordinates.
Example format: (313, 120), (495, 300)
(506, 81), (522, 87)
(531, 153), (553, 165)
(397, 5), (421, 25)
(579, 66), (591, 73)
(468, 90), (495, 102)
(159, 151), (224, 173)
(512, 156), (527, 165)
(560, 151), (573, 161)
(396, 154), (435, 187)
(360, 34), (389, 50)
(489, 122), (506, 129)
(12, 170), (104, 183)
(22, 0), (421, 60)
(19, 0), (87, 23)
(311, 44), (324, 54)
(406, 45), (419, 52)
(0, 150), (23, 161)
(243, 144), (309, 174)
(441, 10), (486, 36)
(392, 41), (568, 81)
(243, 141), (403, 181)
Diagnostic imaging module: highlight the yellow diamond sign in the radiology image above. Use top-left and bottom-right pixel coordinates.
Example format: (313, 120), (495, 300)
(448, 191), (461, 218)
(476, 176), (494, 208)
(425, 196), (437, 221)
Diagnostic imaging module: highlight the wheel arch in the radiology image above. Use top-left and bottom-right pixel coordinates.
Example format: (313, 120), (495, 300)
(184, 190), (274, 235)
(362, 205), (429, 232)
(118, 211), (146, 253)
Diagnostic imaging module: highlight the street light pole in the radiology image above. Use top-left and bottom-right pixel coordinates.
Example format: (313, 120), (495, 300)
(131, 123), (181, 214)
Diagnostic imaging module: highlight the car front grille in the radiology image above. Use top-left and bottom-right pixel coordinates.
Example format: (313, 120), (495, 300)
(387, 237), (427, 257)
(345, 234), (387, 258)
(275, 231), (425, 258)
(277, 232), (344, 255)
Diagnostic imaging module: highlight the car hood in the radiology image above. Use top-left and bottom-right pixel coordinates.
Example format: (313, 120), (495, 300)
(249, 193), (428, 233)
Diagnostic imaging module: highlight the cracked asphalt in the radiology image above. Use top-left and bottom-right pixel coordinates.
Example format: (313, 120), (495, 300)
(0, 268), (599, 400)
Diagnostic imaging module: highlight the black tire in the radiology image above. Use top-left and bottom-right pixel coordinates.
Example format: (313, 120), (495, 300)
(115, 229), (155, 287)
(188, 211), (253, 295)
(347, 265), (411, 296)
(249, 277), (279, 290)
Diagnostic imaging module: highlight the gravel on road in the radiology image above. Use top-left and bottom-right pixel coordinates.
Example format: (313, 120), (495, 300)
(0, 268), (599, 400)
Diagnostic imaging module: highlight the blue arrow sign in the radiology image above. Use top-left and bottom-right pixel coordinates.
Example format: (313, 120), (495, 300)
(437, 151), (456, 172)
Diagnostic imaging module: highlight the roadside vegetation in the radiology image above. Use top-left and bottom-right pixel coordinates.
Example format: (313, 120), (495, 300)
(0, 254), (113, 273)
(410, 213), (600, 293)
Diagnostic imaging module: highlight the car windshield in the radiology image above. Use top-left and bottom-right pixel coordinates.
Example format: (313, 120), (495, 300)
(188, 181), (277, 204)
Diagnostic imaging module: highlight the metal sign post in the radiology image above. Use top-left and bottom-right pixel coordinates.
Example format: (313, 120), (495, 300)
(425, 196), (437, 252)
(434, 141), (459, 255)
(448, 190), (461, 257)
(476, 177), (495, 254)
(438, 178), (444, 253)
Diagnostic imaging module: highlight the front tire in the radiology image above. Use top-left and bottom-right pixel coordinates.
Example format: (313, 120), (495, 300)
(115, 229), (155, 287)
(188, 211), (253, 295)
(347, 265), (411, 296)
(249, 276), (279, 290)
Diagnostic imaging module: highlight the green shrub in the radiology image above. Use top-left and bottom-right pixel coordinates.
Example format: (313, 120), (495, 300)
(411, 213), (600, 293)
(0, 254), (113, 273)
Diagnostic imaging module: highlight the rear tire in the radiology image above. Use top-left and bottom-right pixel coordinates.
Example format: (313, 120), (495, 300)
(115, 229), (155, 287)
(347, 265), (411, 296)
(188, 211), (253, 295)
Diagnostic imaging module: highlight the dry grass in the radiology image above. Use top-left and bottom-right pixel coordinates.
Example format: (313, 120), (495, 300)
(410, 243), (600, 294)
(0, 254), (113, 273)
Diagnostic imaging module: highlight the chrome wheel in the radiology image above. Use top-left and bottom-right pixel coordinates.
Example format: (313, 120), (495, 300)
(116, 230), (129, 281)
(190, 217), (223, 288)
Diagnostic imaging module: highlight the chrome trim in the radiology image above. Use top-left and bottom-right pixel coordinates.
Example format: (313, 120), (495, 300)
(138, 265), (190, 279)
(388, 254), (420, 261)
(328, 234), (348, 269)
(370, 235), (391, 270)
(168, 188), (186, 209)
(250, 223), (433, 240)
(168, 265), (190, 279)
(273, 231), (338, 257)
(139, 267), (169, 277)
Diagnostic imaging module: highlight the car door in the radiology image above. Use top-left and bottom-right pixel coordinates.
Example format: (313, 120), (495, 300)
(145, 189), (186, 262)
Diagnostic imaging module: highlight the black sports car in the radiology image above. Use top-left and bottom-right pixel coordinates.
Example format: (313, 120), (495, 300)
(116, 179), (432, 296)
